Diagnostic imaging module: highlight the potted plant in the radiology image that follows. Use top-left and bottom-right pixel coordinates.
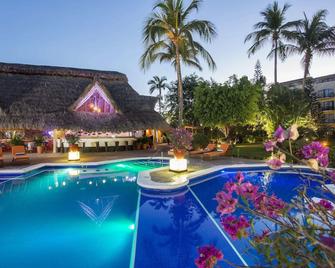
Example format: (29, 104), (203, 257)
(10, 135), (24, 146)
(65, 133), (80, 152)
(34, 136), (44, 154)
(169, 128), (192, 159)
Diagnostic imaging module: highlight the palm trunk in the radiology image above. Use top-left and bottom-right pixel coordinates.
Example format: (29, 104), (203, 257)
(302, 51), (312, 90)
(158, 88), (162, 114)
(274, 39), (278, 84)
(175, 45), (183, 127)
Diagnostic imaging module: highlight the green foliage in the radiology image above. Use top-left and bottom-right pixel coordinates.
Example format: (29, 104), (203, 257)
(33, 136), (45, 146)
(194, 75), (261, 136)
(10, 135), (24, 146)
(264, 84), (315, 133)
(164, 74), (202, 127)
(65, 133), (80, 145)
(253, 60), (266, 87)
(192, 132), (209, 149)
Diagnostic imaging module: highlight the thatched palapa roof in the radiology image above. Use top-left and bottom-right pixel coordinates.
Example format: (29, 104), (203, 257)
(0, 62), (168, 132)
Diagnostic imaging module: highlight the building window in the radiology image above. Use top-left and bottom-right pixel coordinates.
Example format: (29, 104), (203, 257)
(324, 114), (335, 123)
(321, 101), (334, 111)
(317, 88), (335, 98)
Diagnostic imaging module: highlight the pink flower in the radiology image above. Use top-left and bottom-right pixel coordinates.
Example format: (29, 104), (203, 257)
(319, 235), (335, 251)
(195, 245), (223, 268)
(267, 154), (285, 170)
(317, 199), (334, 211)
(273, 126), (286, 143)
(237, 182), (259, 200)
(221, 215), (251, 240)
(302, 142), (329, 168)
(215, 192), (237, 215)
(235, 172), (244, 184)
(329, 170), (335, 183)
(224, 181), (238, 194)
(264, 140), (277, 152)
(253, 193), (286, 218)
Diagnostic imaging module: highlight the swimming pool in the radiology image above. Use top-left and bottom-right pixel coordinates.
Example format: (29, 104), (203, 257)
(0, 162), (332, 267)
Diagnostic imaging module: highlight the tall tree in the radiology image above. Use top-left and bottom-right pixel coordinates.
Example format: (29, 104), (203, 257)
(140, 0), (217, 126)
(287, 10), (335, 88)
(245, 1), (300, 84)
(253, 60), (267, 87)
(164, 74), (202, 127)
(148, 76), (167, 114)
(194, 76), (261, 138)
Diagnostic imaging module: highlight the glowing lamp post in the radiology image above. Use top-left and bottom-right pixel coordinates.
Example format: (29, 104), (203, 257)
(169, 158), (187, 172)
(169, 128), (192, 173)
(65, 133), (80, 161)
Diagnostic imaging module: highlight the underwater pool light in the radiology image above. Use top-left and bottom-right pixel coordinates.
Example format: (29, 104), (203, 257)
(128, 224), (135, 230)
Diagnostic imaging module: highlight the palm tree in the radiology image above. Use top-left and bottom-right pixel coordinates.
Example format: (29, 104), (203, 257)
(148, 76), (168, 114)
(140, 0), (217, 126)
(245, 1), (300, 84)
(287, 10), (335, 88)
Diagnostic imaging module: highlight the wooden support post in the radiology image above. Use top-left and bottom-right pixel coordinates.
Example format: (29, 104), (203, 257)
(52, 129), (57, 154)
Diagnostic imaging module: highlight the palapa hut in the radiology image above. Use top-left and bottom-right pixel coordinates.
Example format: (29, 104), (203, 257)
(0, 62), (168, 152)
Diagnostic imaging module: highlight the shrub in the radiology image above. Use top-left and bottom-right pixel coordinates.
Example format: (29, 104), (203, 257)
(192, 132), (209, 149)
(10, 135), (24, 146)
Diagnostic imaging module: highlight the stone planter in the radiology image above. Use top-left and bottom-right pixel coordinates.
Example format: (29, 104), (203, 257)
(36, 146), (43, 154)
(173, 149), (186, 159)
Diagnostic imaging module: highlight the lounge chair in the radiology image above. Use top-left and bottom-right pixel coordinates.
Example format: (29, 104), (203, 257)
(0, 147), (3, 166)
(12, 146), (29, 163)
(202, 143), (230, 160)
(189, 143), (216, 157)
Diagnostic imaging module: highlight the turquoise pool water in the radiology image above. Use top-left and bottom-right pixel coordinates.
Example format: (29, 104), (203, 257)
(0, 160), (165, 268)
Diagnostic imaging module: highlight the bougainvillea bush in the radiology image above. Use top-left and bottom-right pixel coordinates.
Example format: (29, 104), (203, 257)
(197, 125), (335, 268)
(169, 128), (193, 150)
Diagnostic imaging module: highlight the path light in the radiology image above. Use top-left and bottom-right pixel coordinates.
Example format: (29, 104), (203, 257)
(169, 158), (187, 172)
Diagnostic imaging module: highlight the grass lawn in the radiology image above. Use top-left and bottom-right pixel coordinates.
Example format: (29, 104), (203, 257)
(227, 143), (270, 160)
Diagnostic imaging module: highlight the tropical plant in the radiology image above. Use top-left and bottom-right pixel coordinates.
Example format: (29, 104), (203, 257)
(164, 74), (202, 127)
(169, 128), (192, 150)
(33, 136), (45, 146)
(264, 84), (315, 133)
(65, 133), (80, 145)
(287, 9), (335, 88)
(245, 1), (300, 84)
(194, 76), (261, 138)
(198, 125), (335, 267)
(141, 0), (217, 126)
(10, 135), (24, 146)
(148, 76), (168, 114)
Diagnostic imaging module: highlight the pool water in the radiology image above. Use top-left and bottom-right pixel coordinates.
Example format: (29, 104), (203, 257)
(0, 160), (165, 268)
(0, 164), (333, 267)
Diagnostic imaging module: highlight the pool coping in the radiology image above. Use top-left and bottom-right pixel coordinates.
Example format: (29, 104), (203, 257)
(0, 157), (171, 176)
(137, 163), (323, 190)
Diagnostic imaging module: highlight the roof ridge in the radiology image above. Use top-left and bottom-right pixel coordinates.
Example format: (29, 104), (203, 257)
(0, 62), (128, 81)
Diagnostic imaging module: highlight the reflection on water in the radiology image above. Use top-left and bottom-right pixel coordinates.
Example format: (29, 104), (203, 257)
(78, 195), (119, 225)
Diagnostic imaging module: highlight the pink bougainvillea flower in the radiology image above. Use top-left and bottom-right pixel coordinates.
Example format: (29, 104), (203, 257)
(264, 140), (277, 152)
(235, 171), (244, 184)
(317, 199), (334, 211)
(215, 192), (237, 215)
(195, 245), (223, 268)
(267, 154), (285, 170)
(237, 182), (259, 200)
(319, 235), (335, 251)
(302, 141), (329, 168)
(253, 193), (286, 218)
(224, 181), (238, 194)
(287, 124), (299, 141)
(273, 125), (287, 143)
(221, 215), (251, 240)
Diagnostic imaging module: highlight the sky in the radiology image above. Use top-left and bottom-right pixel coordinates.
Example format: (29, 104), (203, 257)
(0, 0), (334, 95)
